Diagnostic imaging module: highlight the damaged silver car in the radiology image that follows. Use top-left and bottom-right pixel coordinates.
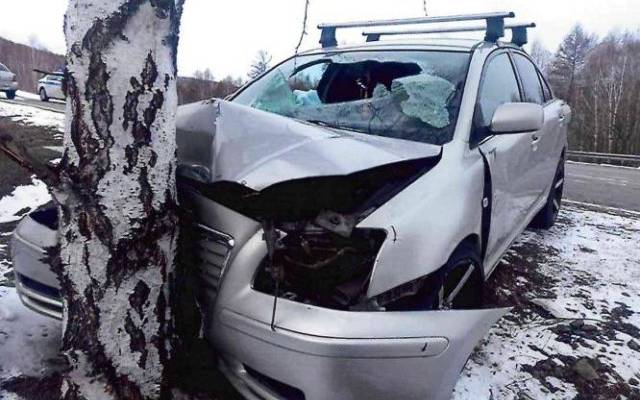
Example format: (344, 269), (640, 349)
(11, 13), (570, 400)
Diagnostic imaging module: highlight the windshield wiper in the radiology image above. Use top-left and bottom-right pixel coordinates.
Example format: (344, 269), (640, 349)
(305, 120), (361, 134)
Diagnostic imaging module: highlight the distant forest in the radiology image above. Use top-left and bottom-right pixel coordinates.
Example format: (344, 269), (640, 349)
(0, 36), (241, 105)
(531, 26), (640, 155)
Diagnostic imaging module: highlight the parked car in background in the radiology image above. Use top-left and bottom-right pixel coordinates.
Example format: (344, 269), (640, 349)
(0, 62), (18, 99)
(11, 12), (571, 400)
(38, 73), (64, 101)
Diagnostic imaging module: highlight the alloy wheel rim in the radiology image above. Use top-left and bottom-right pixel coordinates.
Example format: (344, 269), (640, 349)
(552, 165), (564, 218)
(438, 261), (476, 310)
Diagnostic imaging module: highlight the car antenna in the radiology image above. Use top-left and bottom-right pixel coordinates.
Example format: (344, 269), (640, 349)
(262, 219), (282, 331)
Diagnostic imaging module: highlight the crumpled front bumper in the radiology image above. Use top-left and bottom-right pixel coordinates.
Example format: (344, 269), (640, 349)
(175, 187), (509, 400)
(202, 219), (507, 400)
(211, 295), (505, 400)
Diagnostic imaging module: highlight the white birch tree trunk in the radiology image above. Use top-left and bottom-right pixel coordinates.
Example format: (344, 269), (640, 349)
(54, 1), (184, 398)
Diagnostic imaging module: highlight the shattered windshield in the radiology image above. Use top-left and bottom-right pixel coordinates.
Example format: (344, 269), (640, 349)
(233, 50), (470, 145)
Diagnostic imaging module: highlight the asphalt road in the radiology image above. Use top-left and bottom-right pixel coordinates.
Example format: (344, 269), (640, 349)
(565, 161), (640, 211)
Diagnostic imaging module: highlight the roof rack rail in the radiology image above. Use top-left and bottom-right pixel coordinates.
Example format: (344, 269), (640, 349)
(317, 12), (515, 48)
(363, 22), (536, 46)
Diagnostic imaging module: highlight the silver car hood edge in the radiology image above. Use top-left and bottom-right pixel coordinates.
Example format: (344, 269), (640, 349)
(176, 100), (442, 190)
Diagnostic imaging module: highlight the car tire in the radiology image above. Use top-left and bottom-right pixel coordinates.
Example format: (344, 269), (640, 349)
(6, 90), (16, 100)
(39, 88), (49, 102)
(435, 241), (484, 310)
(530, 158), (565, 230)
(384, 241), (484, 312)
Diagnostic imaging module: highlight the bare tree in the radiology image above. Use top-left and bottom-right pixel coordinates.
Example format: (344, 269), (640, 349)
(248, 50), (272, 80)
(580, 32), (640, 153)
(193, 67), (214, 81)
(529, 39), (553, 74)
(548, 24), (597, 104)
(52, 1), (185, 398)
(28, 34), (48, 51)
(546, 26), (640, 155)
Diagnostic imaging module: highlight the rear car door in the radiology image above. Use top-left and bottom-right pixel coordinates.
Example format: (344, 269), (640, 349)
(510, 52), (560, 205)
(475, 52), (540, 274)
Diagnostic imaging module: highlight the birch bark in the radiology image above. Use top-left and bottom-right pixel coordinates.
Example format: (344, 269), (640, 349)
(56, 1), (184, 398)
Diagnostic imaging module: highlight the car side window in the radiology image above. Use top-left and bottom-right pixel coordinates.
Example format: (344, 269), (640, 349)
(512, 54), (545, 105)
(472, 53), (521, 144)
(538, 71), (553, 102)
(0, 63), (8, 72)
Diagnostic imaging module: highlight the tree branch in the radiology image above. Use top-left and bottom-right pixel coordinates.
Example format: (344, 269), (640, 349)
(0, 133), (60, 186)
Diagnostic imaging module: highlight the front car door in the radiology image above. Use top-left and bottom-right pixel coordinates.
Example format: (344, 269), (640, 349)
(474, 52), (541, 275)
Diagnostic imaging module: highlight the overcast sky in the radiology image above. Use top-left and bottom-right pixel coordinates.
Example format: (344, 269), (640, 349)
(1, 0), (638, 79)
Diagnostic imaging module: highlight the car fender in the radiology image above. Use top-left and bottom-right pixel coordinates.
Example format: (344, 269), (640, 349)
(358, 146), (485, 298)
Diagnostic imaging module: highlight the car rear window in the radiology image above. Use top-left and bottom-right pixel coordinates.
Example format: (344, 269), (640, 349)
(233, 50), (470, 146)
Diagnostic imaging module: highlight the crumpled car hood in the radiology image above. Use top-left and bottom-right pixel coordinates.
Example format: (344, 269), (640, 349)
(176, 100), (441, 190)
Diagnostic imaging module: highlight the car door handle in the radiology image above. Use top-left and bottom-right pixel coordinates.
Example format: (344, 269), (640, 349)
(531, 134), (540, 144)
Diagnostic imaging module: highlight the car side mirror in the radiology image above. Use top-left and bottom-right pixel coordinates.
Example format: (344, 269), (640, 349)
(490, 103), (544, 134)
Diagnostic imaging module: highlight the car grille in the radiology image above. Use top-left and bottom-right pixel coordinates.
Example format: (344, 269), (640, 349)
(192, 223), (235, 300)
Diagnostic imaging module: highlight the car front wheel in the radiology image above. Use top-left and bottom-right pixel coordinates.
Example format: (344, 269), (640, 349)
(435, 242), (484, 310)
(5, 90), (16, 100)
(39, 88), (49, 102)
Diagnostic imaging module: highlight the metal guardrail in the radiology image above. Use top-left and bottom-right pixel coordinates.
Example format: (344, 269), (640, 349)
(567, 150), (640, 168)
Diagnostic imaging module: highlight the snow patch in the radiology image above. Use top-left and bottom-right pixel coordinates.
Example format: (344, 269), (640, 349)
(0, 288), (62, 387)
(0, 100), (64, 134)
(16, 91), (41, 101)
(0, 178), (51, 224)
(453, 205), (640, 399)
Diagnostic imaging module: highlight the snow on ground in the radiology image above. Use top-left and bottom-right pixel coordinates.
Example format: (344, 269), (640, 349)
(0, 99), (64, 136)
(0, 178), (51, 224)
(454, 204), (640, 399)
(0, 287), (62, 399)
(15, 92), (40, 102)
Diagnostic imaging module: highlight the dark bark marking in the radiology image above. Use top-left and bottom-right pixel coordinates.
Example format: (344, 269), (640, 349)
(130, 280), (151, 317)
(123, 54), (164, 174)
(77, 212), (92, 239)
(86, 53), (114, 139)
(153, 290), (170, 373)
(125, 314), (149, 369)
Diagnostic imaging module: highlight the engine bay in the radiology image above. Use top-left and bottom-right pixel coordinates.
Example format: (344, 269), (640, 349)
(253, 218), (386, 310)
